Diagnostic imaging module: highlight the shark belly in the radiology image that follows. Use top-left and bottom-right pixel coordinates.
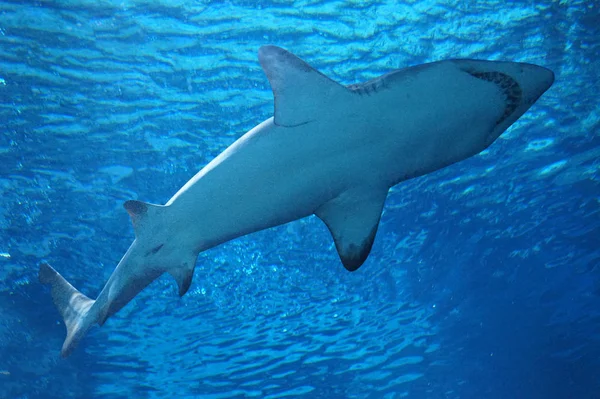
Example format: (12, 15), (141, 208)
(166, 116), (367, 251)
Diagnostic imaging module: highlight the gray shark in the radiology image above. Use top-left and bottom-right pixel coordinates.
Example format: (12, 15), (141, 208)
(39, 45), (554, 357)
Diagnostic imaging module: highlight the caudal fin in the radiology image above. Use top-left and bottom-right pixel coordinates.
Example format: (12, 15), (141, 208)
(39, 262), (96, 358)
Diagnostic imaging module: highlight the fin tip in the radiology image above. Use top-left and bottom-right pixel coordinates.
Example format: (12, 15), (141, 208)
(38, 262), (55, 284)
(123, 200), (148, 217)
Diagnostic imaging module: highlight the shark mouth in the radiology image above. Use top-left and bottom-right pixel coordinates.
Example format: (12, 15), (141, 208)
(466, 70), (523, 126)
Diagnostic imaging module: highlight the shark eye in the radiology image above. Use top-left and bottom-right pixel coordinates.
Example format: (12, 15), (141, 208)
(466, 71), (522, 126)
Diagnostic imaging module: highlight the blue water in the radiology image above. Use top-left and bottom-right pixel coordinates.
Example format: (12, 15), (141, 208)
(1, 0), (599, 398)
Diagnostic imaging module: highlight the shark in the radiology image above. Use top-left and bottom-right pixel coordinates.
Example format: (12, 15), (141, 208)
(39, 45), (554, 357)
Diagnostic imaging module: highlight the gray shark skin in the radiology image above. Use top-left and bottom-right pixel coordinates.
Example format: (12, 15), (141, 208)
(39, 45), (554, 357)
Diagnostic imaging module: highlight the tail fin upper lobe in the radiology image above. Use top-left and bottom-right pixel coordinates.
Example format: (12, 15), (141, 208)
(39, 262), (96, 358)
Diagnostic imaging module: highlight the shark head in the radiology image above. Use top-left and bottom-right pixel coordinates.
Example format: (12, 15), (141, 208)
(452, 59), (554, 146)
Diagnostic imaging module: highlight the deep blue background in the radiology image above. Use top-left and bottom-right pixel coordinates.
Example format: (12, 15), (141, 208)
(0, 1), (598, 398)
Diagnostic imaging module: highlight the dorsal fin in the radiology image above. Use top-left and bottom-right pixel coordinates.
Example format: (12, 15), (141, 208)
(123, 200), (165, 237)
(315, 187), (389, 271)
(258, 45), (354, 127)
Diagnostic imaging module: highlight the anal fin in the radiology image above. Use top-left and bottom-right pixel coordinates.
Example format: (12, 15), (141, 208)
(168, 257), (197, 297)
(316, 187), (388, 271)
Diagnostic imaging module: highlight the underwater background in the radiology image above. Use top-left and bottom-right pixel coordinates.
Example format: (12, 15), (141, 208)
(0, 0), (599, 398)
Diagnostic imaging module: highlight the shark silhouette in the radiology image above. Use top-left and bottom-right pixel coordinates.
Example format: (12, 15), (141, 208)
(39, 45), (554, 357)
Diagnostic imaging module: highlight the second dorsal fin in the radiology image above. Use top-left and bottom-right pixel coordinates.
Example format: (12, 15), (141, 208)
(123, 200), (165, 237)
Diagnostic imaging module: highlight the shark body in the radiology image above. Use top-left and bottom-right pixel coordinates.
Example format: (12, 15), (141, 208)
(40, 46), (554, 357)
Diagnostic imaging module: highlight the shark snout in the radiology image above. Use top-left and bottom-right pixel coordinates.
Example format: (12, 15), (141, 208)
(453, 58), (554, 146)
(514, 63), (555, 105)
(453, 58), (554, 107)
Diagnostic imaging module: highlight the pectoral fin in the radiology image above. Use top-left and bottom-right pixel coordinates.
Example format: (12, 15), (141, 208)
(316, 187), (388, 271)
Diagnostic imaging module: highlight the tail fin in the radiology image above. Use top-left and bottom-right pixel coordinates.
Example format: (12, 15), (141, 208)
(39, 262), (96, 358)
